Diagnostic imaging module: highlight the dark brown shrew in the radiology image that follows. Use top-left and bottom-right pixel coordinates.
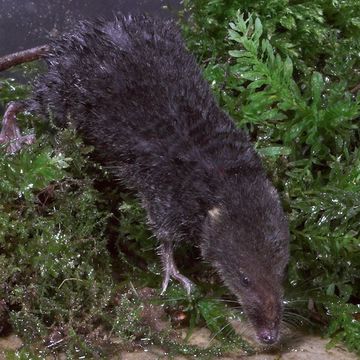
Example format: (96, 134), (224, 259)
(0, 15), (290, 345)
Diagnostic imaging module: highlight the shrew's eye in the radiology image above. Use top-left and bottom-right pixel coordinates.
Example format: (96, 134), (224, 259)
(240, 275), (250, 287)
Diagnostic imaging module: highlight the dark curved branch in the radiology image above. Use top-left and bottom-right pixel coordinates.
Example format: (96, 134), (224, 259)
(350, 83), (360, 94)
(0, 44), (50, 72)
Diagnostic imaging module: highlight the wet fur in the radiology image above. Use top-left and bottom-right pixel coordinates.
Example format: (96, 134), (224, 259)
(29, 15), (290, 342)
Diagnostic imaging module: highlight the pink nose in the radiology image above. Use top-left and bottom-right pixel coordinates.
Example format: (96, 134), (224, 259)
(258, 329), (278, 344)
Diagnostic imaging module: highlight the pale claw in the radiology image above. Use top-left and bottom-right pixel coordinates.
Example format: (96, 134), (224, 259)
(159, 242), (194, 295)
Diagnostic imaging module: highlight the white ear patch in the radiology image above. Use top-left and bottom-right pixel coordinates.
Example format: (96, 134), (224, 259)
(208, 207), (221, 221)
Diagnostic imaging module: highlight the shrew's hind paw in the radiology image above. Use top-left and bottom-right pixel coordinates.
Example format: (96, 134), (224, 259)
(161, 268), (194, 296)
(159, 242), (195, 296)
(0, 101), (34, 153)
(0, 133), (35, 154)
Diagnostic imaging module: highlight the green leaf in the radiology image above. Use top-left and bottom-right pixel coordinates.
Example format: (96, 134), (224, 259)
(253, 17), (263, 41)
(283, 56), (294, 79)
(228, 50), (243, 57)
(280, 15), (296, 30)
(257, 146), (292, 157)
(311, 71), (324, 106)
(228, 29), (242, 43)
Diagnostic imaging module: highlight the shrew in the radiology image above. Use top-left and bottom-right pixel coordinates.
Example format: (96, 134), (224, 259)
(0, 15), (290, 345)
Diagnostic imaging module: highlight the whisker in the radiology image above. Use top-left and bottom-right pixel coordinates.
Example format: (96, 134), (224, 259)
(282, 312), (313, 326)
(237, 325), (253, 341)
(282, 317), (301, 328)
(210, 298), (239, 305)
(156, 297), (188, 302)
(279, 321), (293, 332)
(206, 314), (226, 326)
(286, 284), (325, 295)
(283, 299), (310, 305)
(207, 322), (232, 346)
(282, 315), (303, 325)
(283, 310), (310, 318)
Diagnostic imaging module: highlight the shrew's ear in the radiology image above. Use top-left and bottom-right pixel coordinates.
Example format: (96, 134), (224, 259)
(208, 207), (221, 221)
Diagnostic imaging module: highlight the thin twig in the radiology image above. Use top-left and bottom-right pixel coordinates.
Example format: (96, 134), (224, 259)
(350, 83), (360, 94)
(0, 44), (50, 72)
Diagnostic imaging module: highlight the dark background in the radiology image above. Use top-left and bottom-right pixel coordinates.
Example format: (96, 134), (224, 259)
(0, 0), (180, 56)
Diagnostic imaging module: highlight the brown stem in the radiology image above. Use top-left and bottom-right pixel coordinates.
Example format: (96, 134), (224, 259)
(350, 83), (360, 94)
(0, 44), (50, 72)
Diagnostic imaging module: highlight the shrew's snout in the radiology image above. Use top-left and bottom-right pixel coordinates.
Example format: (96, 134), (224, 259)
(257, 327), (279, 345)
(244, 290), (283, 345)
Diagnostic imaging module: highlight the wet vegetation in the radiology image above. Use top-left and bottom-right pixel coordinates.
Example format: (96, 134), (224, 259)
(1, 0), (360, 358)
